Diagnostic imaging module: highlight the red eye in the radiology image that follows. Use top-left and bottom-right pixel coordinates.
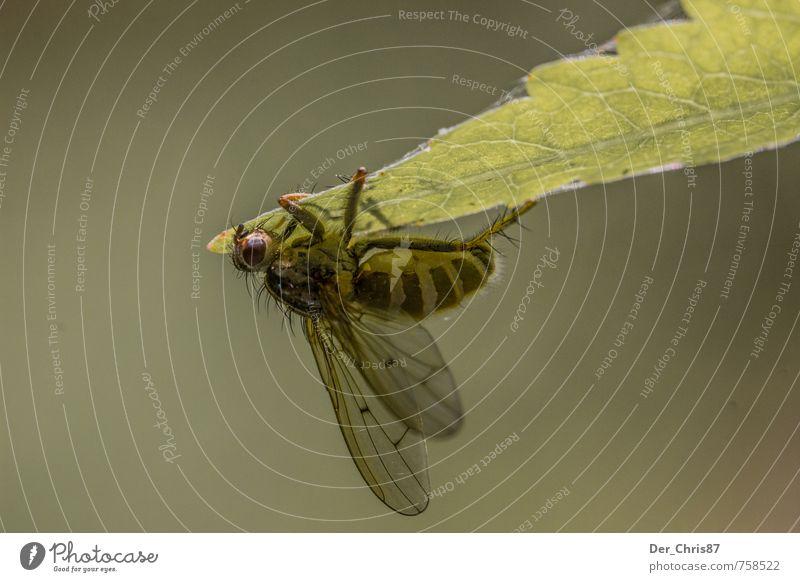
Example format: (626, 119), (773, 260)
(242, 236), (266, 267)
(234, 229), (271, 271)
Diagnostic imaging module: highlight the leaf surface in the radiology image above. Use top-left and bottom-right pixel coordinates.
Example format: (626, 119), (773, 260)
(209, 0), (800, 253)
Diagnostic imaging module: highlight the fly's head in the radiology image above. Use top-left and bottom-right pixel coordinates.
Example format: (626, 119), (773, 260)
(230, 222), (286, 309)
(230, 221), (320, 315)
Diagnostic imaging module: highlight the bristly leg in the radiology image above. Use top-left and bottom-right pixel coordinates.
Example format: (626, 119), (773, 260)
(278, 192), (325, 242)
(342, 166), (367, 248)
(459, 200), (536, 249)
(494, 228), (520, 249)
(350, 199), (537, 256)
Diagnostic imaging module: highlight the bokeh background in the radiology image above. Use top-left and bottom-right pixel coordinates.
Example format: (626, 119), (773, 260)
(0, 0), (798, 532)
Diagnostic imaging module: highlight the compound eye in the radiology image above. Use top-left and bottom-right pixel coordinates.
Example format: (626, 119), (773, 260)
(234, 229), (271, 271)
(242, 235), (267, 268)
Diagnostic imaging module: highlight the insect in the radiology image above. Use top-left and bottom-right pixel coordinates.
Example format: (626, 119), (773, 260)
(214, 166), (533, 515)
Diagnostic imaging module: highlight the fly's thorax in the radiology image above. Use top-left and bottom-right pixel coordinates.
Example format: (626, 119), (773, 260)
(354, 243), (494, 319)
(263, 242), (356, 315)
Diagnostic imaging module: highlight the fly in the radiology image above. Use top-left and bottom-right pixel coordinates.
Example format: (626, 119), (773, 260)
(214, 166), (532, 515)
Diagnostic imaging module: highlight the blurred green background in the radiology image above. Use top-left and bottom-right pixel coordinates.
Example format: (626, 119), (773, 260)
(0, 0), (798, 532)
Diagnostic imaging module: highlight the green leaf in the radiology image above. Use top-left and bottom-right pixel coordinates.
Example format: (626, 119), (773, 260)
(208, 0), (800, 254)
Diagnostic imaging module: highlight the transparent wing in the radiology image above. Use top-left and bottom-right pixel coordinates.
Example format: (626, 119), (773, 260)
(303, 316), (430, 515)
(320, 298), (463, 438)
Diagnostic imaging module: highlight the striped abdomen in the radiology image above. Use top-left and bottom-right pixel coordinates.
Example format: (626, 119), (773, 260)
(354, 244), (494, 319)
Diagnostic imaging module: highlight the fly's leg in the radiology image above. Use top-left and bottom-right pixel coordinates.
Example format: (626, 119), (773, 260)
(351, 199), (537, 256)
(281, 166), (367, 245)
(455, 199), (536, 249)
(342, 166), (367, 247)
(279, 192), (325, 241)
